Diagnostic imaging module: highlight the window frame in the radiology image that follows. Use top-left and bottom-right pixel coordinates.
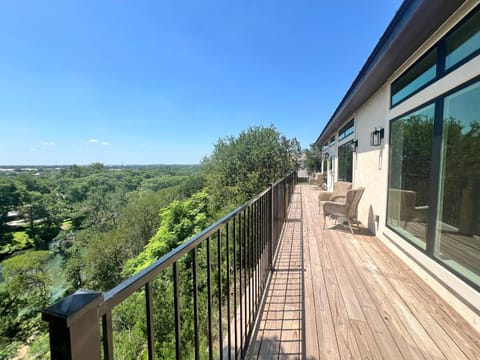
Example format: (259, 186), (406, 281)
(386, 74), (480, 291)
(338, 119), (355, 141)
(390, 4), (480, 108)
(391, 47), (438, 107)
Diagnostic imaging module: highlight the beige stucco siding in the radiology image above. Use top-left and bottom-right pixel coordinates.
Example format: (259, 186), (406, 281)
(351, 84), (390, 235)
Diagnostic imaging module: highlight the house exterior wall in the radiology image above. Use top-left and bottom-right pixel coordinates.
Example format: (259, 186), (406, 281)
(332, 1), (480, 331)
(351, 84), (389, 235)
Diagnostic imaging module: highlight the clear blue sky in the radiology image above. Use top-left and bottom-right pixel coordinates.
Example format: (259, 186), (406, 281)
(0, 0), (402, 165)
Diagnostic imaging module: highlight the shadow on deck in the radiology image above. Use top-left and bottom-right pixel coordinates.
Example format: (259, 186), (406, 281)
(247, 184), (480, 359)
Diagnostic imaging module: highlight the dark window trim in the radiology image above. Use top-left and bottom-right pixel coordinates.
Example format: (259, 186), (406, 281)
(338, 119), (355, 141)
(386, 74), (480, 291)
(337, 140), (354, 182)
(386, 100), (435, 252)
(390, 4), (480, 108)
(443, 5), (480, 74)
(391, 47), (438, 107)
(329, 136), (336, 147)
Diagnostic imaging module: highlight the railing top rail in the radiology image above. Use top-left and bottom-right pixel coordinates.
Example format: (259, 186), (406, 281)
(100, 171), (295, 313)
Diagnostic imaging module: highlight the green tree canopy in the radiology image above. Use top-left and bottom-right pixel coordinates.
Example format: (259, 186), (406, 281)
(304, 142), (323, 174)
(123, 191), (211, 276)
(0, 251), (51, 354)
(202, 125), (301, 209)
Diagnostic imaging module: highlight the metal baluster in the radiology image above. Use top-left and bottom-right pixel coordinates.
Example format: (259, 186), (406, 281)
(217, 229), (223, 360)
(233, 217), (238, 360)
(173, 262), (181, 360)
(239, 212), (244, 358)
(207, 237), (213, 360)
(226, 222), (232, 359)
(145, 282), (156, 360)
(102, 312), (114, 360)
(193, 247), (200, 360)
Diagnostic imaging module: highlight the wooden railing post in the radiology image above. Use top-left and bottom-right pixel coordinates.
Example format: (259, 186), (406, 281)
(42, 289), (103, 360)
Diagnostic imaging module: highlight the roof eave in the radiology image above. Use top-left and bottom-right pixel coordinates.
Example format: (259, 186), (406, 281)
(315, 0), (467, 146)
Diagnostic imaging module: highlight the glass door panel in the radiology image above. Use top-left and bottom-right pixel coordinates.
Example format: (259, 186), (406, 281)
(387, 104), (435, 249)
(436, 81), (480, 286)
(338, 141), (353, 182)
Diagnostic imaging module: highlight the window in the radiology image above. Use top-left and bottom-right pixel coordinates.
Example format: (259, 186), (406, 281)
(391, 6), (480, 107)
(435, 81), (480, 286)
(330, 136), (336, 146)
(387, 104), (434, 249)
(445, 10), (480, 70)
(391, 49), (437, 106)
(387, 77), (480, 288)
(338, 141), (353, 182)
(338, 119), (354, 141)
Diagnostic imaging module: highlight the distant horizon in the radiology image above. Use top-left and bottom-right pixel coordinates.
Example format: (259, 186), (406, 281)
(0, 163), (200, 168)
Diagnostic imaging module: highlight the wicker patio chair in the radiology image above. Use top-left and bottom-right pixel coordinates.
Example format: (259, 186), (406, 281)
(322, 187), (365, 234)
(309, 172), (324, 188)
(317, 181), (352, 212)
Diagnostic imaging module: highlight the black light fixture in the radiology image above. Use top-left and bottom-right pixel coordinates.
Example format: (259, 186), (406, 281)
(370, 127), (384, 146)
(323, 152), (329, 160)
(351, 139), (358, 152)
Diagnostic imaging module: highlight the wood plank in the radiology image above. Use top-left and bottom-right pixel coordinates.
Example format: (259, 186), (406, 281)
(303, 235), (321, 358)
(364, 236), (480, 359)
(328, 234), (398, 360)
(303, 186), (341, 360)
(321, 238), (363, 359)
(359, 233), (468, 359)
(345, 236), (426, 360)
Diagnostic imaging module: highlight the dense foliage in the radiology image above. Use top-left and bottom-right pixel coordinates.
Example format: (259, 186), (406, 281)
(0, 125), (301, 359)
(0, 164), (204, 358)
(202, 125), (301, 209)
(304, 142), (323, 174)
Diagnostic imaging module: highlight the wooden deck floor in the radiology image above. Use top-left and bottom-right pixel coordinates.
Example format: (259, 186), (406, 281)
(247, 184), (480, 359)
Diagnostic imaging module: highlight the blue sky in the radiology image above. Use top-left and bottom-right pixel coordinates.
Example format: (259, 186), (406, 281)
(0, 0), (402, 165)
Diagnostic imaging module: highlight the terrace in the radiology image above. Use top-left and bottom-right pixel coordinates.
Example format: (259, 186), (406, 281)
(43, 175), (480, 359)
(248, 184), (480, 359)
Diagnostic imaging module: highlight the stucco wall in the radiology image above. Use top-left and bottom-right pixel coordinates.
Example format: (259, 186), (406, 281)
(351, 84), (389, 235)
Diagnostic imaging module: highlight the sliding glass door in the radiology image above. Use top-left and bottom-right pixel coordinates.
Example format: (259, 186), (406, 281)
(387, 104), (434, 249)
(435, 81), (480, 285)
(387, 78), (480, 288)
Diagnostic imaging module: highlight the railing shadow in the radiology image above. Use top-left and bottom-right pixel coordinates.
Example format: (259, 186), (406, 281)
(246, 189), (308, 359)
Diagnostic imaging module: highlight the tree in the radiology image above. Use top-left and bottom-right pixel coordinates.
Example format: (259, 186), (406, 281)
(123, 191), (211, 276)
(0, 180), (20, 248)
(202, 125), (301, 209)
(304, 142), (323, 174)
(0, 251), (51, 355)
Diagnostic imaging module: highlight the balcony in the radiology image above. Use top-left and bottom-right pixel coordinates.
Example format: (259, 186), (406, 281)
(43, 174), (480, 359)
(248, 185), (480, 359)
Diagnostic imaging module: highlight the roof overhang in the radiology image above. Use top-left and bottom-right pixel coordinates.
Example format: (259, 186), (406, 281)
(315, 0), (467, 146)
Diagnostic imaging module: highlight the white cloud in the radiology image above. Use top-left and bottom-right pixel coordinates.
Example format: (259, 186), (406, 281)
(41, 142), (56, 146)
(88, 139), (110, 146)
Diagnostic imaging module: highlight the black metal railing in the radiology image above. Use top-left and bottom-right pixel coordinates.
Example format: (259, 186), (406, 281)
(42, 171), (297, 360)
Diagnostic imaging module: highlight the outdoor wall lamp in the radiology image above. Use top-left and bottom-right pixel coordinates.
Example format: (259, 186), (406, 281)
(323, 152), (329, 159)
(351, 139), (358, 152)
(370, 127), (384, 146)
